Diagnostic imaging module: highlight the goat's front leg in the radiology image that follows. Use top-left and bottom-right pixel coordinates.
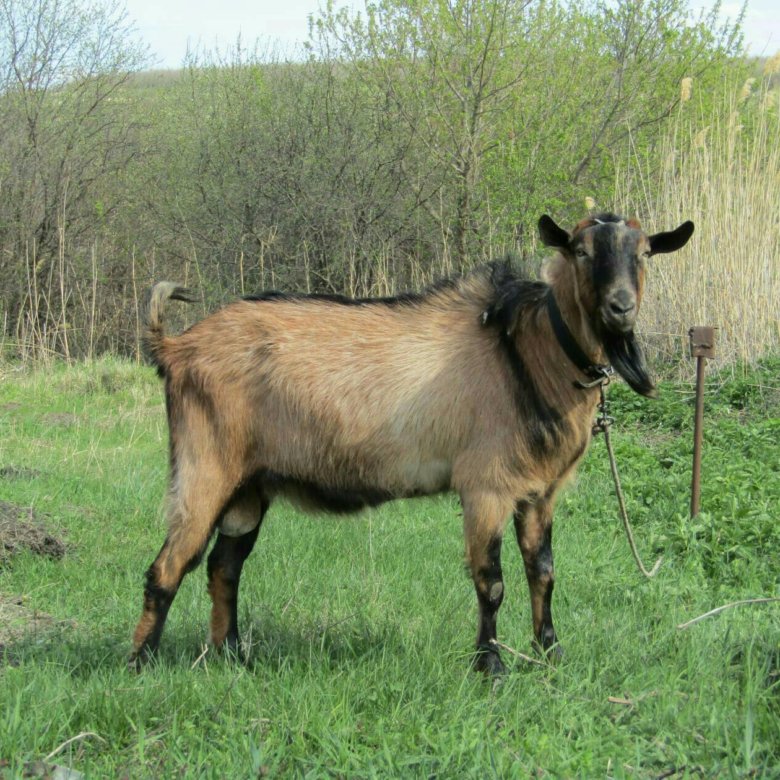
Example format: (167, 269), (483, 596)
(513, 497), (561, 657)
(462, 491), (513, 676)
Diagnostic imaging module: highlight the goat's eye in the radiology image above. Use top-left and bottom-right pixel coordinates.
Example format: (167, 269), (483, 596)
(575, 248), (589, 261)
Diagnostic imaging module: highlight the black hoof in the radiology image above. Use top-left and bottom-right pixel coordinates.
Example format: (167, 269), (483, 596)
(128, 647), (152, 672)
(473, 645), (507, 676)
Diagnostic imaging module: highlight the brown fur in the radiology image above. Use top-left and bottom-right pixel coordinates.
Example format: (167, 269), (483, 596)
(129, 212), (693, 673)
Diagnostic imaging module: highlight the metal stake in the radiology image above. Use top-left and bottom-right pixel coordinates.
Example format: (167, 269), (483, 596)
(689, 326), (715, 518)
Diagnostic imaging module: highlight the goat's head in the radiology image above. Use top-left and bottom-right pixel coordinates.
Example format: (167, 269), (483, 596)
(538, 212), (694, 395)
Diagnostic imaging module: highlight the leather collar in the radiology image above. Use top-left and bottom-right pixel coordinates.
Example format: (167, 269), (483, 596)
(546, 291), (611, 384)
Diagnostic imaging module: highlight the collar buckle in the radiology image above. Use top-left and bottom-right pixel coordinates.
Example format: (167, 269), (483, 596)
(574, 365), (613, 389)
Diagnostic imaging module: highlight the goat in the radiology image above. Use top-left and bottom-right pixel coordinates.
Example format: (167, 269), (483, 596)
(130, 212), (693, 674)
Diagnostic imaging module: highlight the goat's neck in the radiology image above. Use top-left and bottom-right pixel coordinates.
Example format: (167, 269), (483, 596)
(549, 266), (606, 370)
(511, 277), (602, 415)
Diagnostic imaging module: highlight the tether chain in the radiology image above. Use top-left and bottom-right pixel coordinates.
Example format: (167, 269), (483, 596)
(593, 378), (663, 579)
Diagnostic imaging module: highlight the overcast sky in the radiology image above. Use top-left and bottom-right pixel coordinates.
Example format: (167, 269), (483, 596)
(122, 0), (779, 70)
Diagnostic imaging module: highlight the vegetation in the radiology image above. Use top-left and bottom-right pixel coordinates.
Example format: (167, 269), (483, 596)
(3, 0), (773, 371)
(0, 357), (778, 776)
(0, 2), (777, 775)
(618, 53), (780, 370)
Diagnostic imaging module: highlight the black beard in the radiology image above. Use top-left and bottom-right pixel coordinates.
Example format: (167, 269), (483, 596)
(602, 330), (657, 398)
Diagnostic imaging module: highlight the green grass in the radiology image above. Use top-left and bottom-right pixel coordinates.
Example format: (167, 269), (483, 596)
(0, 358), (778, 777)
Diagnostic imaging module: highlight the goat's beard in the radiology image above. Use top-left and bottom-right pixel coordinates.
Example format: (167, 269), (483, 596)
(602, 330), (657, 398)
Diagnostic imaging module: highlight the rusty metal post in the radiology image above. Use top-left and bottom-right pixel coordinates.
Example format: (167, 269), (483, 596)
(689, 326), (715, 518)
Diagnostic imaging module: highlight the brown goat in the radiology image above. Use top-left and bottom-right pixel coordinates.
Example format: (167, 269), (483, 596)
(130, 212), (693, 674)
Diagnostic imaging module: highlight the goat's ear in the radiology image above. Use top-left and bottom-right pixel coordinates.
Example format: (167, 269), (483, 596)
(538, 215), (571, 249)
(649, 221), (694, 255)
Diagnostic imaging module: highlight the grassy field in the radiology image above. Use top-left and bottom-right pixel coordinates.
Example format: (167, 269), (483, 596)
(0, 358), (778, 777)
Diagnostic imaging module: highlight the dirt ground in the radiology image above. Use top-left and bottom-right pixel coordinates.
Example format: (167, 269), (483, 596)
(0, 500), (67, 565)
(0, 500), (70, 663)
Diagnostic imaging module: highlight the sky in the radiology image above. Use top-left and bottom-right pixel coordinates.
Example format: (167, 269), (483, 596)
(123, 0), (779, 70)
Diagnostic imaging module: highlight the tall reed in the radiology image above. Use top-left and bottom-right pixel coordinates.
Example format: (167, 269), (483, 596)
(614, 60), (780, 372)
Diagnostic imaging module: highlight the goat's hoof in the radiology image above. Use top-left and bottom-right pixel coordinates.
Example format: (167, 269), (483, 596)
(128, 641), (159, 672)
(127, 650), (146, 673)
(473, 646), (506, 677)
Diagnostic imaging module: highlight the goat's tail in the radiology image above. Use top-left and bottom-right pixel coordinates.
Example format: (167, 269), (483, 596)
(143, 282), (196, 368)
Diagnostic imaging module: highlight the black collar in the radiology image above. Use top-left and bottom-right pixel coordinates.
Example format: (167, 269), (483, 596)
(546, 291), (611, 384)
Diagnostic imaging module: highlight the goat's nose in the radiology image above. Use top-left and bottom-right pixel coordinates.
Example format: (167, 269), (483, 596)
(608, 291), (636, 316)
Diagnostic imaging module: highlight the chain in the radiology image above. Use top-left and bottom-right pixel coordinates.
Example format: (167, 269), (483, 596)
(592, 377), (615, 435)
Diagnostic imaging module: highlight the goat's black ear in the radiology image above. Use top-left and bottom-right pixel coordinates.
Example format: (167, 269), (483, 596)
(538, 215), (571, 249)
(649, 221), (694, 255)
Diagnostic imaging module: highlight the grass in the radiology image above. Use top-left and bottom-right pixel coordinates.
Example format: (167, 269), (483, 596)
(0, 357), (778, 777)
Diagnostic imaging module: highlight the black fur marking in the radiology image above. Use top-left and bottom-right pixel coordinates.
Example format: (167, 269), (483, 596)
(481, 262), (548, 333)
(207, 523), (262, 582)
(143, 567), (174, 607)
(536, 524), (557, 652)
(533, 524), (554, 579)
(538, 215), (571, 248)
(260, 470), (396, 513)
(478, 536), (504, 590)
(244, 275), (461, 308)
(575, 220), (655, 397)
(495, 330), (565, 457)
(475, 536), (505, 653)
(590, 223), (620, 290)
(479, 265), (569, 455)
(473, 643), (506, 675)
(207, 523), (263, 650)
(578, 215), (641, 293)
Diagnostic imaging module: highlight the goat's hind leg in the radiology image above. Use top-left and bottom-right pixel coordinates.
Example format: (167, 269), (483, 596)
(130, 466), (234, 670)
(207, 484), (268, 658)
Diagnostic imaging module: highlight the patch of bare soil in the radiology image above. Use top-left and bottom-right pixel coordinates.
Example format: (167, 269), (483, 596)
(0, 465), (41, 480)
(0, 501), (67, 565)
(0, 594), (74, 667)
(40, 412), (80, 428)
(0, 504), (72, 666)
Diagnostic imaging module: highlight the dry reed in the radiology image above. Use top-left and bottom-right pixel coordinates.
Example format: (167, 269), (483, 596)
(615, 69), (780, 371)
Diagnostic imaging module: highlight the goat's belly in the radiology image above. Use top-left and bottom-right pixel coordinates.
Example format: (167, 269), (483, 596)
(255, 455), (452, 515)
(398, 457), (452, 494)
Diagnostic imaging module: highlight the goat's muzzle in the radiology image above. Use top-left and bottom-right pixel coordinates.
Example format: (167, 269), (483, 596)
(601, 289), (637, 334)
